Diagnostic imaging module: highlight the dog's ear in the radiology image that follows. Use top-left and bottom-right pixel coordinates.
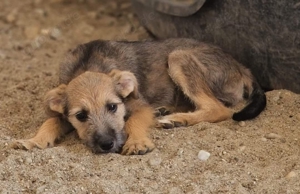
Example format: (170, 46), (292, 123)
(44, 84), (67, 117)
(108, 69), (139, 99)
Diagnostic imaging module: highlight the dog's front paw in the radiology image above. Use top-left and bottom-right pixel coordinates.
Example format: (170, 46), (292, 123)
(121, 137), (155, 155)
(11, 138), (54, 150)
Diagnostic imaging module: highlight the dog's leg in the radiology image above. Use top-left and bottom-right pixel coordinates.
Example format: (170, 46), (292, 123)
(158, 50), (232, 128)
(121, 100), (155, 155)
(12, 117), (73, 150)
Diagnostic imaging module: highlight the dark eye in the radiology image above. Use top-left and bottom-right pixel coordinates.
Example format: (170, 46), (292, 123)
(75, 110), (88, 122)
(107, 103), (118, 113)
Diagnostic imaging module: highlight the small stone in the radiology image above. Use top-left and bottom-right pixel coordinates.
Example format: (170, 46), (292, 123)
(98, 16), (117, 26)
(177, 148), (184, 156)
(41, 28), (50, 35)
(295, 113), (300, 121)
(238, 121), (246, 127)
(198, 150), (210, 161)
(272, 92), (282, 102)
(6, 9), (18, 23)
(49, 28), (61, 39)
(261, 137), (267, 142)
(24, 25), (40, 39)
(285, 171), (297, 179)
(25, 157), (33, 164)
(87, 11), (98, 19)
(148, 157), (162, 166)
(35, 9), (47, 17)
(239, 146), (246, 152)
(0, 50), (7, 59)
(265, 133), (282, 139)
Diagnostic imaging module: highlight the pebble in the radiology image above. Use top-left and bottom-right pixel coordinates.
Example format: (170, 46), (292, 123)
(6, 9), (18, 23)
(261, 137), (267, 142)
(35, 9), (47, 17)
(25, 157), (33, 164)
(198, 150), (210, 161)
(296, 113), (300, 121)
(49, 27), (61, 39)
(272, 92), (282, 102)
(87, 11), (98, 19)
(239, 146), (246, 152)
(177, 148), (184, 156)
(285, 171), (297, 179)
(238, 121), (246, 127)
(24, 25), (40, 39)
(148, 157), (162, 166)
(0, 51), (7, 59)
(98, 16), (117, 26)
(265, 133), (282, 139)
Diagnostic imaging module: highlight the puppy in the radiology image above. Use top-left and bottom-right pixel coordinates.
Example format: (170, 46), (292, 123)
(13, 38), (266, 155)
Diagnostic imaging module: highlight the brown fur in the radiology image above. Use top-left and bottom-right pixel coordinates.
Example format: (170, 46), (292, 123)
(12, 38), (266, 155)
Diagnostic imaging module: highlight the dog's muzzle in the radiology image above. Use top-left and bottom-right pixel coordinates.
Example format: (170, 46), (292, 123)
(88, 130), (127, 153)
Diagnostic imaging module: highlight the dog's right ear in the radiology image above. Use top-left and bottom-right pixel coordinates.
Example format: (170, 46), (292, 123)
(44, 84), (67, 117)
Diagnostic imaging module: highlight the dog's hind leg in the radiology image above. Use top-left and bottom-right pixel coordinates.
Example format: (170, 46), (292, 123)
(158, 50), (232, 129)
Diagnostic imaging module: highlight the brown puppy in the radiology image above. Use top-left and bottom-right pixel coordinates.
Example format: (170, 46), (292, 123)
(13, 38), (266, 155)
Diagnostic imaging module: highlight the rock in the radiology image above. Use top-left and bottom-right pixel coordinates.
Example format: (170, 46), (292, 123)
(49, 27), (61, 39)
(82, 25), (95, 36)
(272, 92), (281, 102)
(24, 25), (40, 40)
(285, 171), (297, 179)
(198, 150), (210, 161)
(25, 157), (33, 164)
(87, 11), (98, 19)
(98, 16), (117, 26)
(148, 157), (162, 166)
(0, 50), (7, 59)
(35, 9), (47, 17)
(265, 133), (282, 139)
(295, 113), (300, 121)
(261, 137), (267, 142)
(6, 9), (18, 23)
(238, 121), (246, 127)
(177, 148), (184, 156)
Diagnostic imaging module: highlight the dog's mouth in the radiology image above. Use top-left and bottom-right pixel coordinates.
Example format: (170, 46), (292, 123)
(87, 131), (127, 154)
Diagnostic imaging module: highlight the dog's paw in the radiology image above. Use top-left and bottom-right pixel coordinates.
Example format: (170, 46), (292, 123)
(11, 138), (54, 150)
(157, 116), (187, 129)
(154, 106), (173, 117)
(121, 137), (155, 155)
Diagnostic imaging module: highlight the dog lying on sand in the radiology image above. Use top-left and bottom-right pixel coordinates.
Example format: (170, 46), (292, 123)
(13, 38), (266, 155)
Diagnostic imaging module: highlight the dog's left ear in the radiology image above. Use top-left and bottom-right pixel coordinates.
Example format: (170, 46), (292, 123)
(109, 69), (139, 99)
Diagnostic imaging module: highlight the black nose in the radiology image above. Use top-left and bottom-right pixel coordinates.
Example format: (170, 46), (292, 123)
(100, 141), (114, 151)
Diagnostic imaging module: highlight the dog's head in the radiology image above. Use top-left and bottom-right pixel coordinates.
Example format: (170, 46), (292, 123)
(44, 70), (138, 153)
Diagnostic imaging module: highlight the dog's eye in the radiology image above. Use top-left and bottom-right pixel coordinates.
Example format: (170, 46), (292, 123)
(75, 110), (88, 122)
(107, 103), (118, 113)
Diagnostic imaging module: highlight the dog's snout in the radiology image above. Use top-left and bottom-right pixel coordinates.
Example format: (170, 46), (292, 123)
(93, 133), (115, 151)
(99, 140), (114, 150)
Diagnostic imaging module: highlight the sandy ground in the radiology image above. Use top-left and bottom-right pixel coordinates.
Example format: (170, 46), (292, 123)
(0, 0), (300, 193)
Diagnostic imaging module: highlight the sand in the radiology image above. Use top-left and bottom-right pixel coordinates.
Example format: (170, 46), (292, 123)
(1, 0), (299, 193)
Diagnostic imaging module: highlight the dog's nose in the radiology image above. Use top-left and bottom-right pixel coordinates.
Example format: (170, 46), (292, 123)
(99, 141), (114, 151)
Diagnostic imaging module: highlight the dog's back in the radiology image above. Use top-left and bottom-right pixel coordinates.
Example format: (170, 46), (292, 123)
(59, 38), (266, 121)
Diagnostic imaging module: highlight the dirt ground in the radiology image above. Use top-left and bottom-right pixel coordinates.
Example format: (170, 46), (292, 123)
(0, 0), (299, 193)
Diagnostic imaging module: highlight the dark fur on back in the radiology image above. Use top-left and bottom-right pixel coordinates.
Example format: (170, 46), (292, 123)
(59, 38), (266, 120)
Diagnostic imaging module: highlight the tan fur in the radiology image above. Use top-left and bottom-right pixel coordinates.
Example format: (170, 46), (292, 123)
(12, 38), (265, 155)
(13, 71), (155, 155)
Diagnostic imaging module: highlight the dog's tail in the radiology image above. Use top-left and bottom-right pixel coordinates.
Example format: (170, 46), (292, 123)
(232, 82), (266, 121)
